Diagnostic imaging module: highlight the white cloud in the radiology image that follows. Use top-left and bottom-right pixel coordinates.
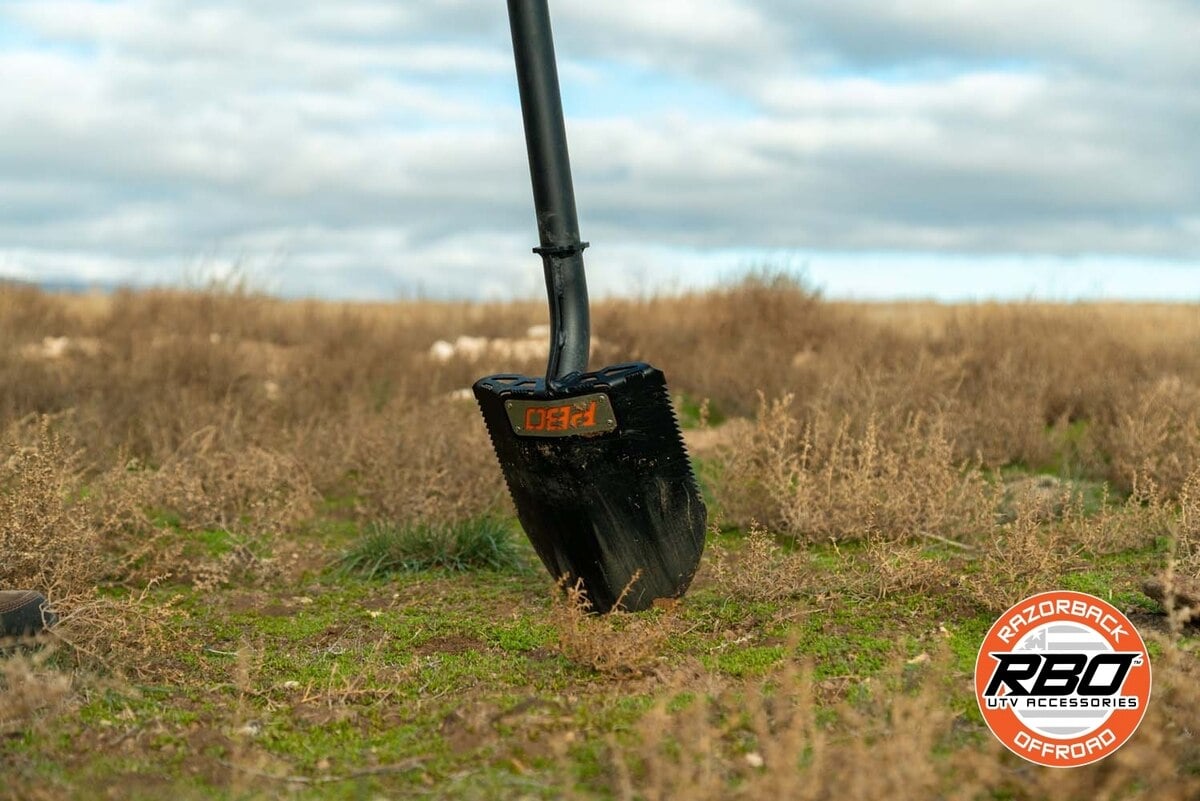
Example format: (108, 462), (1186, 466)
(0, 0), (1196, 299)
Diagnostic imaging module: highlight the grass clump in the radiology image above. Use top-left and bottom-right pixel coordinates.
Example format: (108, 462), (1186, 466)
(707, 523), (813, 603)
(549, 574), (680, 676)
(336, 516), (526, 577)
(0, 417), (99, 600)
(715, 393), (996, 545)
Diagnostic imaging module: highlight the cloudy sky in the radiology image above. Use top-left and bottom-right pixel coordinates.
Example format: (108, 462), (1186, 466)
(1, 0), (1197, 301)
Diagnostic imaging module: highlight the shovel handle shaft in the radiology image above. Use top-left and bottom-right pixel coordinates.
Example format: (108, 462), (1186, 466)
(508, 0), (590, 381)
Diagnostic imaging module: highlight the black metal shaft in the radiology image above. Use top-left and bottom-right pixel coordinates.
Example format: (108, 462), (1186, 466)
(507, 0), (590, 382)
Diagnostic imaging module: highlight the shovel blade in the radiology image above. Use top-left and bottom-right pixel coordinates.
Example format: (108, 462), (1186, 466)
(474, 362), (706, 613)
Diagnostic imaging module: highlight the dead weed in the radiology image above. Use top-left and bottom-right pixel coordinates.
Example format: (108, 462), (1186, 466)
(0, 418), (100, 600)
(716, 393), (995, 544)
(549, 575), (681, 676)
(706, 523), (813, 603)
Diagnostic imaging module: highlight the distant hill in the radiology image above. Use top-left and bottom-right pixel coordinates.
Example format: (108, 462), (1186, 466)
(1, 275), (126, 295)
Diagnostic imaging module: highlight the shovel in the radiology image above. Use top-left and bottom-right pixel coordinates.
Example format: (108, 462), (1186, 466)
(473, 0), (707, 613)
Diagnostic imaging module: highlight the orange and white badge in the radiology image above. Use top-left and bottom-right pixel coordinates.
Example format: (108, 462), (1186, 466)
(975, 590), (1151, 768)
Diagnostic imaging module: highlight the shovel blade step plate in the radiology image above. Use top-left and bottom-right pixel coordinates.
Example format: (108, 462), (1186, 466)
(474, 362), (706, 613)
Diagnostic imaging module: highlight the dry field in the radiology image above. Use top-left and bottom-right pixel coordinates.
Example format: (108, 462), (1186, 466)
(1, 275), (1198, 800)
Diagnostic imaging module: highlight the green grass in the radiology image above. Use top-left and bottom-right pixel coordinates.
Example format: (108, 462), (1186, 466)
(674, 393), (725, 429)
(334, 516), (528, 577)
(8, 499), (1199, 800)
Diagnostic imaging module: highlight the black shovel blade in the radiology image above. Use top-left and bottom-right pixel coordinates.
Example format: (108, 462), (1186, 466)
(473, 362), (706, 613)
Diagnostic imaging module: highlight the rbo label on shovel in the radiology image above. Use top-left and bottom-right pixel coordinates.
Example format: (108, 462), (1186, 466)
(504, 394), (617, 437)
